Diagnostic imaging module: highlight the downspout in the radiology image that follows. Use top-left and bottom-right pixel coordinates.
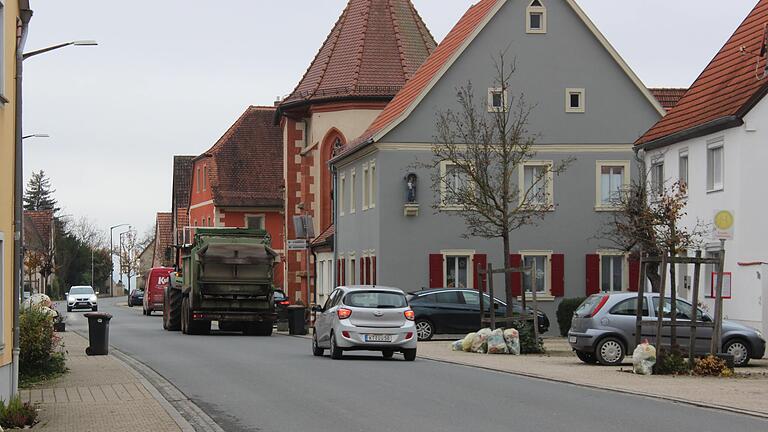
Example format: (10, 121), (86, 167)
(13, 6), (34, 396)
(332, 164), (338, 289)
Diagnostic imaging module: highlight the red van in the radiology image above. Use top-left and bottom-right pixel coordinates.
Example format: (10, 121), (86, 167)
(143, 267), (173, 316)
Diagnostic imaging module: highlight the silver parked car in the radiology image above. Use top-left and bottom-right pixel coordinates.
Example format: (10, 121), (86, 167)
(569, 292), (766, 367)
(312, 286), (418, 361)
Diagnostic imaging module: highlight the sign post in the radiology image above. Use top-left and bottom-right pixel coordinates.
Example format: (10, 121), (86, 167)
(711, 210), (733, 354)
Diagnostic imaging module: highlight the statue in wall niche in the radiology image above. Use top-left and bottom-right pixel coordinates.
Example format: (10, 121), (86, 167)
(405, 173), (418, 203)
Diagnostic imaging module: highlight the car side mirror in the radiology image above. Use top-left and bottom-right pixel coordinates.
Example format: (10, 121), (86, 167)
(311, 305), (323, 313)
(64, 292), (68, 297)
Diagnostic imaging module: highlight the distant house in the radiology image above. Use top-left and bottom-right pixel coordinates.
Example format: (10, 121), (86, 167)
(636, 0), (768, 335)
(22, 209), (55, 294)
(188, 106), (285, 288)
(136, 238), (156, 290)
(330, 0), (664, 334)
(276, 0), (436, 305)
(171, 155), (194, 248)
(152, 212), (173, 269)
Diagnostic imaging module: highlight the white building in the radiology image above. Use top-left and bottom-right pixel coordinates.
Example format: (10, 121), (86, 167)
(636, 0), (768, 336)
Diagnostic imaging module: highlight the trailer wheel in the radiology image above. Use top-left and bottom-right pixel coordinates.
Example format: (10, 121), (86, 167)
(164, 287), (182, 331)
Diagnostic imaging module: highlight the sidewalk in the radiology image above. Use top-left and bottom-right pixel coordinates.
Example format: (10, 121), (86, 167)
(19, 331), (186, 432)
(418, 337), (768, 418)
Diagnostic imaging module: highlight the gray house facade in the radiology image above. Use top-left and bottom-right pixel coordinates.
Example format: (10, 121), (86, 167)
(330, 0), (664, 334)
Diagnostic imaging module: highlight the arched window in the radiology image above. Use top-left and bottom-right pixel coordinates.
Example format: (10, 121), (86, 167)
(321, 130), (346, 229)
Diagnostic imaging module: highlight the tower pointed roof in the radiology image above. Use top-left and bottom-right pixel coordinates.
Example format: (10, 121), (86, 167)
(279, 0), (436, 112)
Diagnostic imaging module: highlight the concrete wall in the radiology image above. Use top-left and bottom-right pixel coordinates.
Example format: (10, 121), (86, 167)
(644, 96), (768, 334)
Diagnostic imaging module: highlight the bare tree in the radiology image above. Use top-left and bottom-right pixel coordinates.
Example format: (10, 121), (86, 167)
(119, 230), (142, 293)
(71, 216), (107, 249)
(422, 54), (571, 305)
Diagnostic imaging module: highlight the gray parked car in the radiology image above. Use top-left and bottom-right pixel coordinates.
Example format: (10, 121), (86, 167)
(568, 292), (766, 367)
(312, 286), (418, 361)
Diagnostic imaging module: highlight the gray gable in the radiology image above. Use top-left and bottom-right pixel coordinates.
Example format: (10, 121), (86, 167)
(379, 0), (662, 145)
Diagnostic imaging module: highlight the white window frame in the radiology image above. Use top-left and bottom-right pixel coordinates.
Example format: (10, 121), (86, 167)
(519, 161), (554, 209)
(369, 160), (376, 209)
(526, 0), (547, 34)
(595, 160), (630, 211)
(0, 231), (5, 350)
(706, 137), (724, 193)
(196, 167), (201, 193)
(651, 161), (664, 196)
(440, 161), (469, 210)
(350, 168), (356, 214)
(339, 173), (346, 217)
(348, 253), (356, 286)
(487, 87), (508, 112)
(599, 250), (629, 293)
(565, 88), (585, 113)
(202, 165), (207, 191)
(679, 149), (689, 191)
(519, 250), (553, 300)
(362, 163), (369, 211)
(441, 249), (476, 289)
(245, 214), (265, 230)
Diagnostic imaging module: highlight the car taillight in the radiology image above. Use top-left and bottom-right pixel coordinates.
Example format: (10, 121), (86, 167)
(405, 332), (414, 339)
(278, 301), (290, 305)
(342, 331), (351, 338)
(587, 295), (610, 318)
(337, 308), (352, 319)
(404, 310), (415, 321)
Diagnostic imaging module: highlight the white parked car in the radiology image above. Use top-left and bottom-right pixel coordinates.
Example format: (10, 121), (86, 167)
(67, 286), (98, 312)
(312, 286), (417, 361)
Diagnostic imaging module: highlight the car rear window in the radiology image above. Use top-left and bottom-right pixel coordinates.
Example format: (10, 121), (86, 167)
(344, 291), (407, 309)
(574, 295), (602, 317)
(274, 291), (287, 301)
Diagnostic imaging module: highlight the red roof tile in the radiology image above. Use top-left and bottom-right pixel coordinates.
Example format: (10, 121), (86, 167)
(310, 224), (335, 248)
(649, 88), (688, 111)
(337, 0), (501, 156)
(638, 1), (768, 146)
(279, 0), (436, 109)
(172, 156), (194, 210)
(201, 106), (284, 208)
(153, 212), (173, 268)
(23, 210), (53, 252)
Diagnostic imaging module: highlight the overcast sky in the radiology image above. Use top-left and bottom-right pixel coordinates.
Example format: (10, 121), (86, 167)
(22, 0), (758, 238)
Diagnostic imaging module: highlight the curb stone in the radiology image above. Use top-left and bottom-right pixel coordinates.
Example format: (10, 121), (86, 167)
(73, 329), (225, 432)
(418, 353), (768, 420)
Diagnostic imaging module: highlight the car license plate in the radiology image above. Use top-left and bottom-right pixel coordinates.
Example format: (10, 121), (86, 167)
(365, 334), (392, 342)
(569, 336), (577, 344)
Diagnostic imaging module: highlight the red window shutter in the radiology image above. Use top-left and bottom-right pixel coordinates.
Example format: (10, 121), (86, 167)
(372, 256), (377, 285)
(360, 258), (366, 285)
(342, 259), (346, 286)
(510, 254), (522, 297)
(628, 256), (640, 292)
(551, 254), (565, 297)
(473, 254), (487, 291)
(586, 254), (600, 295)
(429, 254), (444, 288)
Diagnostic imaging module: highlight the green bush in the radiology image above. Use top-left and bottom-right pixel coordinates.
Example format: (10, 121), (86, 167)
(19, 307), (67, 386)
(0, 395), (38, 428)
(510, 320), (544, 354)
(556, 297), (586, 336)
(654, 347), (689, 375)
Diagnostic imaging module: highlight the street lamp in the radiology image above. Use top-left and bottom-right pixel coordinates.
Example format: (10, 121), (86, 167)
(110, 224), (130, 296)
(22, 133), (49, 140)
(12, 22), (98, 395)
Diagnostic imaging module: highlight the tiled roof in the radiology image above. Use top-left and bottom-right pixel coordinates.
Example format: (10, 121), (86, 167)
(310, 224), (335, 248)
(172, 156), (194, 210)
(337, 0), (501, 156)
(23, 210), (53, 251)
(649, 88), (688, 111)
(637, 1), (768, 146)
(279, 0), (436, 109)
(153, 212), (173, 268)
(201, 106), (284, 208)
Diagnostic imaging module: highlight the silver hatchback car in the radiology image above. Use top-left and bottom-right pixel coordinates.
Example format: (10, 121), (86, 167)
(569, 292), (766, 367)
(312, 286), (418, 361)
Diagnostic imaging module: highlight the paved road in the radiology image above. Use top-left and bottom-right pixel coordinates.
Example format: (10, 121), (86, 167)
(65, 297), (768, 432)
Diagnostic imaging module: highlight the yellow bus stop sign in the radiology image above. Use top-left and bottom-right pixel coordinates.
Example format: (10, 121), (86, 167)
(714, 210), (734, 239)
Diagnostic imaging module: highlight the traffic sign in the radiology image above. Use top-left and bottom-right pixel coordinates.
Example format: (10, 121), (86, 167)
(713, 210), (734, 240)
(287, 239), (308, 251)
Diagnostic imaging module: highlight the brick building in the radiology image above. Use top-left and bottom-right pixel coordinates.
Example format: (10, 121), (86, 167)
(275, 0), (436, 305)
(188, 106), (285, 289)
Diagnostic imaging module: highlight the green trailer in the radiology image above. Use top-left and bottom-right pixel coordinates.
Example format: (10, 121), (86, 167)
(163, 228), (278, 335)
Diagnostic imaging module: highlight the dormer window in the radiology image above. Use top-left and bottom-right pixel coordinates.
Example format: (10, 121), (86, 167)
(487, 87), (508, 112)
(526, 0), (546, 34)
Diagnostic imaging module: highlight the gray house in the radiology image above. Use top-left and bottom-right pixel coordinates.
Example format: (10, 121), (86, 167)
(329, 0), (664, 334)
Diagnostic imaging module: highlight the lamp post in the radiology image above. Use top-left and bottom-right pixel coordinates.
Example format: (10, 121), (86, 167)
(22, 133), (49, 140)
(12, 29), (98, 396)
(110, 224), (129, 296)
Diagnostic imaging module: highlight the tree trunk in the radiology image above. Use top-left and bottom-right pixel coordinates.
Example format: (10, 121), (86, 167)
(503, 231), (513, 317)
(646, 262), (661, 293)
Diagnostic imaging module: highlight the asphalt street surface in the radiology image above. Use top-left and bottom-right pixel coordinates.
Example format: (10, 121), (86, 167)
(64, 297), (768, 432)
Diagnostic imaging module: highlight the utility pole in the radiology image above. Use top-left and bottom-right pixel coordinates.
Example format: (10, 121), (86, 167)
(110, 224), (129, 296)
